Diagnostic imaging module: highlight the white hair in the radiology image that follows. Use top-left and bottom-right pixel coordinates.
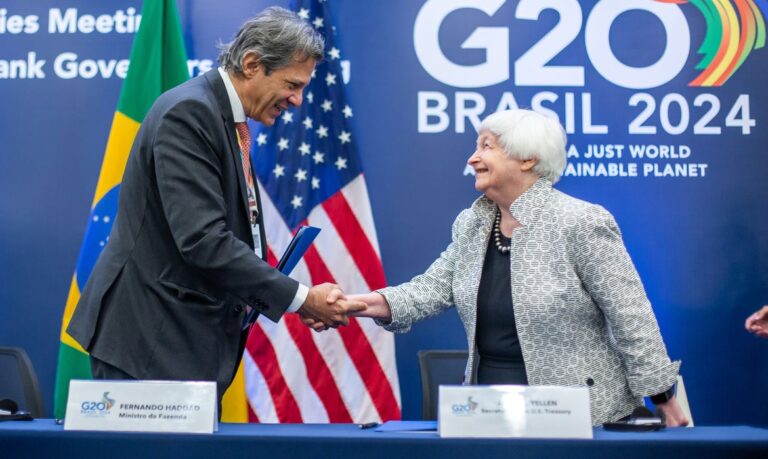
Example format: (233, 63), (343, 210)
(480, 109), (567, 183)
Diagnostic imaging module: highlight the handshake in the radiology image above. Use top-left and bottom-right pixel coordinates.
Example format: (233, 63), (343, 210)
(297, 283), (392, 332)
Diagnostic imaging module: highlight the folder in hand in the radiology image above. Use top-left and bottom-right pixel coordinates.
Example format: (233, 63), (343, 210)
(242, 226), (320, 329)
(276, 225), (321, 275)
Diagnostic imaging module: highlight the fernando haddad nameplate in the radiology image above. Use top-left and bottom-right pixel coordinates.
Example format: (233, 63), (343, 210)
(64, 380), (217, 434)
(438, 385), (592, 439)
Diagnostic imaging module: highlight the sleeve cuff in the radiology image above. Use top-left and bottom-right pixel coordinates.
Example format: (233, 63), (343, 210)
(286, 283), (309, 313)
(374, 287), (411, 333)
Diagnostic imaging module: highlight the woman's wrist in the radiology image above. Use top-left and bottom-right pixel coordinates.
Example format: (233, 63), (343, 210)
(650, 385), (676, 405)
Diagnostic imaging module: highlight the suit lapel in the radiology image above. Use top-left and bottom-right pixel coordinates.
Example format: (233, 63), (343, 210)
(204, 70), (252, 237)
(465, 197), (495, 351)
(226, 121), (254, 238)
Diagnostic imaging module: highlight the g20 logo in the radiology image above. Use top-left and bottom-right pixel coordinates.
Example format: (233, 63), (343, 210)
(80, 392), (115, 414)
(414, 0), (766, 89)
(451, 397), (479, 416)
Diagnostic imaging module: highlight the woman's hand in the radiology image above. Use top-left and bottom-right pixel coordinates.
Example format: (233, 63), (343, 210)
(745, 305), (768, 338)
(346, 293), (392, 321)
(655, 397), (689, 427)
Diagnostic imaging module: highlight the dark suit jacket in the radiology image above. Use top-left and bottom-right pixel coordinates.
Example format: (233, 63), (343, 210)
(68, 70), (298, 399)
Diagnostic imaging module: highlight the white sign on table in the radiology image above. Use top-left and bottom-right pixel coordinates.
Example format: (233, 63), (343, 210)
(438, 385), (592, 439)
(64, 380), (217, 434)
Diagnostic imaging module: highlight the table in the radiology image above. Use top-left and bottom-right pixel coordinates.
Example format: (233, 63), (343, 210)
(1, 420), (766, 459)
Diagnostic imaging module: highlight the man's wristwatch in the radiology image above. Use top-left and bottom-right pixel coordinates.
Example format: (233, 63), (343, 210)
(650, 385), (676, 404)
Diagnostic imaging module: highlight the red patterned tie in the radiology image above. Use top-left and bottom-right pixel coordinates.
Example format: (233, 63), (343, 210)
(235, 122), (257, 216)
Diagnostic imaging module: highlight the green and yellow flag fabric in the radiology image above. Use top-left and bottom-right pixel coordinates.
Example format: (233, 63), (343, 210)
(53, 0), (189, 420)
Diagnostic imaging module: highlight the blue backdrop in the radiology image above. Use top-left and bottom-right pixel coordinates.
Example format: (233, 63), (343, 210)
(1, 0), (767, 424)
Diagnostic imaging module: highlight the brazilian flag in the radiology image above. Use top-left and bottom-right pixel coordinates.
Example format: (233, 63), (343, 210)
(53, 0), (188, 420)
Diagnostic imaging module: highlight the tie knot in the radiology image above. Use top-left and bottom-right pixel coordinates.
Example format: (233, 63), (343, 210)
(235, 122), (251, 145)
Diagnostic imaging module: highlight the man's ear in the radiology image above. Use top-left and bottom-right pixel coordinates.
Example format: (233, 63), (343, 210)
(521, 158), (538, 172)
(242, 52), (262, 78)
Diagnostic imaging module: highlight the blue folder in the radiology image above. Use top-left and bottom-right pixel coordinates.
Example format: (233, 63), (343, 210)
(242, 225), (320, 329)
(276, 225), (321, 275)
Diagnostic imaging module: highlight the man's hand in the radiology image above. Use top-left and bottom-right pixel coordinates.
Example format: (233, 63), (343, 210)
(745, 305), (768, 339)
(655, 397), (689, 427)
(298, 283), (366, 330)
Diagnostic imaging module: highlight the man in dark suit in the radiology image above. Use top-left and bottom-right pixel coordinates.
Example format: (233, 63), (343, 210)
(67, 7), (364, 402)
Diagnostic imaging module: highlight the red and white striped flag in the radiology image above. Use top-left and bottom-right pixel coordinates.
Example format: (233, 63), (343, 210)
(242, 0), (401, 423)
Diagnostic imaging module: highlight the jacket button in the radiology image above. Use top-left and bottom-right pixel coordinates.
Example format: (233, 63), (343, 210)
(586, 378), (594, 386)
(233, 305), (243, 314)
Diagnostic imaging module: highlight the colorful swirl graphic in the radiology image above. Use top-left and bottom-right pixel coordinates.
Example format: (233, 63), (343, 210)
(657, 0), (766, 86)
(102, 392), (115, 411)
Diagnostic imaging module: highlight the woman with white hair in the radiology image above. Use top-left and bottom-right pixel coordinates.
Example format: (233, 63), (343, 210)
(322, 109), (689, 426)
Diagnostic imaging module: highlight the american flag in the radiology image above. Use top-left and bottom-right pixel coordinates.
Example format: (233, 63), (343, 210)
(242, 0), (401, 423)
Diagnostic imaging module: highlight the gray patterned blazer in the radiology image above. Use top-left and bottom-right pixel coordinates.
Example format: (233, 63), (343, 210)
(378, 178), (680, 425)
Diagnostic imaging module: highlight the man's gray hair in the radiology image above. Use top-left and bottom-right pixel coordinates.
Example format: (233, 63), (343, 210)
(480, 109), (567, 184)
(218, 7), (324, 75)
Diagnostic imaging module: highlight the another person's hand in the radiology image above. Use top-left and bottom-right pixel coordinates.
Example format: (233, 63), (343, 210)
(346, 293), (392, 321)
(655, 398), (689, 427)
(298, 283), (366, 329)
(745, 305), (768, 338)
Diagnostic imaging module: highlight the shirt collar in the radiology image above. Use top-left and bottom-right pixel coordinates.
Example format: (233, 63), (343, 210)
(508, 177), (551, 226)
(218, 67), (246, 123)
(470, 177), (552, 226)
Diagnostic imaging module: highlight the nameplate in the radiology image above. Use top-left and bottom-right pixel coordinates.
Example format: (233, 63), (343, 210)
(438, 385), (592, 439)
(64, 380), (217, 434)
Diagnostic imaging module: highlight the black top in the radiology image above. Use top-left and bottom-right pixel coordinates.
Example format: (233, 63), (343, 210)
(475, 230), (527, 385)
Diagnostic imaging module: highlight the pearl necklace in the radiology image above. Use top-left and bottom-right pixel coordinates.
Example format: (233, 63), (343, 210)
(493, 210), (511, 254)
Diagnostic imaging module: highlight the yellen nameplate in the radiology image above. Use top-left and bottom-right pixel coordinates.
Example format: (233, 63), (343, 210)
(438, 385), (592, 439)
(64, 380), (217, 434)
